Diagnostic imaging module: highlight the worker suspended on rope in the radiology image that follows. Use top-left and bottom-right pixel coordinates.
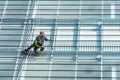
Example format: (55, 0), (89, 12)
(22, 30), (51, 55)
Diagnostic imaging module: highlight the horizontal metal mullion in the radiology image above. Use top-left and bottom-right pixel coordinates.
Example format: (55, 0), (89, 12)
(35, 9), (120, 10)
(25, 34), (120, 36)
(53, 46), (120, 47)
(2, 14), (120, 15)
(1, 34), (120, 36)
(0, 0), (118, 2)
(1, 62), (120, 65)
(0, 45), (120, 47)
(0, 76), (118, 78)
(1, 23), (120, 25)
(37, 23), (120, 25)
(1, 40), (120, 42)
(1, 9), (120, 10)
(14, 76), (119, 78)
(0, 4), (28, 6)
(0, 9), (28, 10)
(1, 4), (120, 6)
(0, 69), (119, 72)
(1, 29), (120, 31)
(34, 4), (120, 6)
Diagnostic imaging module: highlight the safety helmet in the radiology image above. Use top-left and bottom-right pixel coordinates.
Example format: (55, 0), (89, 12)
(40, 31), (44, 35)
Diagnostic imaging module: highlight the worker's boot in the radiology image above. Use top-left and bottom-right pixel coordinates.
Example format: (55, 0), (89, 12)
(21, 49), (28, 55)
(33, 47), (39, 56)
(40, 46), (44, 51)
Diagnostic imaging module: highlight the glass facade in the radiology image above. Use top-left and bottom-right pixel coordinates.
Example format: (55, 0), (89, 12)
(0, 0), (120, 80)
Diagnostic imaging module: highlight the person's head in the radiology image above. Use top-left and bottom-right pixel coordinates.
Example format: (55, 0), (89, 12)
(40, 30), (44, 36)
